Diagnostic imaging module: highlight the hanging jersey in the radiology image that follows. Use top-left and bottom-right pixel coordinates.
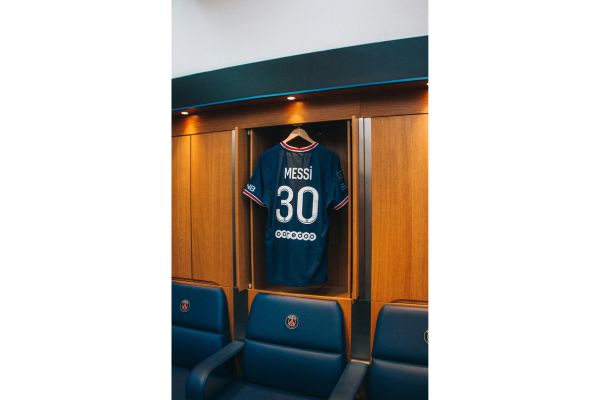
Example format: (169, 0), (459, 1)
(243, 141), (349, 287)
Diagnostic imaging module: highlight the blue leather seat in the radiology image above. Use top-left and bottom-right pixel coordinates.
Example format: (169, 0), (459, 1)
(369, 305), (428, 400)
(187, 293), (367, 400)
(172, 282), (230, 400)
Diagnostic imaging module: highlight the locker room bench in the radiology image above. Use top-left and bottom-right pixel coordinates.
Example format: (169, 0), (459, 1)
(172, 282), (231, 400)
(368, 305), (428, 400)
(186, 293), (367, 400)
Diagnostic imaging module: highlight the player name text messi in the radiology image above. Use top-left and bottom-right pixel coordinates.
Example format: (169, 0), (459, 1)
(284, 166), (313, 180)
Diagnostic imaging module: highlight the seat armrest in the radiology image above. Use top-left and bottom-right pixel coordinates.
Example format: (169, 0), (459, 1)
(186, 340), (245, 400)
(328, 361), (369, 400)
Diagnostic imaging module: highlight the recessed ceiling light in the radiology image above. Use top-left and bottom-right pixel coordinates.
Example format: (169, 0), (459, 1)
(287, 96), (296, 101)
(181, 111), (189, 115)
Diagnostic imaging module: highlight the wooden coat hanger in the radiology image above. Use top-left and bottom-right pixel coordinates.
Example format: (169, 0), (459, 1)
(283, 125), (315, 145)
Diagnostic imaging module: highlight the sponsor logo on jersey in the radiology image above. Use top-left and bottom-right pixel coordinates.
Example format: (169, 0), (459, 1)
(275, 229), (317, 241)
(424, 329), (428, 344)
(180, 299), (190, 312)
(246, 184), (256, 192)
(285, 314), (299, 330)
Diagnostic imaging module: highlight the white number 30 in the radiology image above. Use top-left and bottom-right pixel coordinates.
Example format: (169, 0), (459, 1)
(276, 185), (318, 225)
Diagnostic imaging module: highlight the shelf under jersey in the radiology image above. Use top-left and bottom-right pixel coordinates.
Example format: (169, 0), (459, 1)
(243, 141), (349, 287)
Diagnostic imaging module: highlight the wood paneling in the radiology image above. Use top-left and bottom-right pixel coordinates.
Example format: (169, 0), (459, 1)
(234, 127), (250, 290)
(172, 87), (428, 136)
(222, 286), (235, 339)
(174, 96), (359, 136)
(351, 117), (359, 299)
(172, 136), (192, 279)
(248, 289), (353, 359)
(249, 129), (269, 289)
(360, 88), (428, 118)
(371, 115), (428, 303)
(191, 131), (233, 286)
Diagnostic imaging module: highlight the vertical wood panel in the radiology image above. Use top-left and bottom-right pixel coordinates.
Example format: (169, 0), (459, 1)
(338, 299), (352, 359)
(371, 115), (428, 303)
(235, 127), (250, 290)
(249, 129), (269, 289)
(172, 136), (192, 279)
(222, 286), (235, 340)
(191, 131), (233, 286)
(370, 302), (385, 354)
(351, 117), (359, 299)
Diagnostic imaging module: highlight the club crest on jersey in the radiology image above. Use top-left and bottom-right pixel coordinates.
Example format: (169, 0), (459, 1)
(285, 314), (299, 330)
(180, 299), (190, 313)
(424, 329), (428, 344)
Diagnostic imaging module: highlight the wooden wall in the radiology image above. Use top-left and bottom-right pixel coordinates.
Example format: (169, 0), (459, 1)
(172, 84), (429, 349)
(190, 131), (233, 285)
(371, 115), (428, 303)
(172, 87), (427, 136)
(172, 136), (192, 278)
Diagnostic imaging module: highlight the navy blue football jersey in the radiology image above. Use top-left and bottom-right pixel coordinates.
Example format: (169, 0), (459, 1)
(243, 141), (349, 286)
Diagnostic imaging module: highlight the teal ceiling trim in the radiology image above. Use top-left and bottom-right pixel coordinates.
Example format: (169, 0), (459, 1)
(172, 35), (428, 111)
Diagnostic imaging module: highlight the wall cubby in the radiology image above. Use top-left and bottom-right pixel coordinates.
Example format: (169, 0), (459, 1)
(246, 120), (357, 300)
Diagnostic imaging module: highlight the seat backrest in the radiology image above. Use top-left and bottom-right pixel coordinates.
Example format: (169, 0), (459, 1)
(172, 282), (230, 369)
(369, 305), (428, 400)
(243, 294), (347, 398)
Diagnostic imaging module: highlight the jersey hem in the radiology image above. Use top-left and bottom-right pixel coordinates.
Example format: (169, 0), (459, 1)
(333, 195), (349, 210)
(242, 189), (266, 207)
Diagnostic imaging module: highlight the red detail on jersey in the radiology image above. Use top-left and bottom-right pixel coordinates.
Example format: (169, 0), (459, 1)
(243, 189), (266, 206)
(333, 195), (349, 210)
(280, 141), (319, 152)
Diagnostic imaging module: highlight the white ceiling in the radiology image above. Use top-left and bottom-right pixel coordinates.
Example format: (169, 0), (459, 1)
(172, 0), (428, 78)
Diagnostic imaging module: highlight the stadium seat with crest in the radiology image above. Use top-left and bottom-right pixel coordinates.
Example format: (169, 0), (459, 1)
(186, 293), (367, 400)
(172, 282), (231, 400)
(368, 305), (428, 400)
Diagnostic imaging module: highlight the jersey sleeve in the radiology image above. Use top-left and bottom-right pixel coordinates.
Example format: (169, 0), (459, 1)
(329, 155), (349, 211)
(243, 157), (269, 207)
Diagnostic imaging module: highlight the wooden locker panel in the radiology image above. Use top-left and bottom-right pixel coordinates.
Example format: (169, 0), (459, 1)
(222, 286), (235, 340)
(249, 129), (268, 290)
(371, 115), (428, 303)
(172, 136), (192, 279)
(234, 127), (250, 290)
(351, 117), (359, 299)
(191, 131), (233, 287)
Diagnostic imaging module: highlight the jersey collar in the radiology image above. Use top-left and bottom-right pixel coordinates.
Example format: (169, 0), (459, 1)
(280, 141), (319, 152)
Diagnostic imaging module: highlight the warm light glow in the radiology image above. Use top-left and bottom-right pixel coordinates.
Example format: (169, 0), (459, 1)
(287, 101), (305, 124)
(181, 111), (189, 115)
(287, 96), (296, 101)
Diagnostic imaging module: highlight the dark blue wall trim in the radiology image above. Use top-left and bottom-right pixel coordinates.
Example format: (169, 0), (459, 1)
(172, 36), (428, 111)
